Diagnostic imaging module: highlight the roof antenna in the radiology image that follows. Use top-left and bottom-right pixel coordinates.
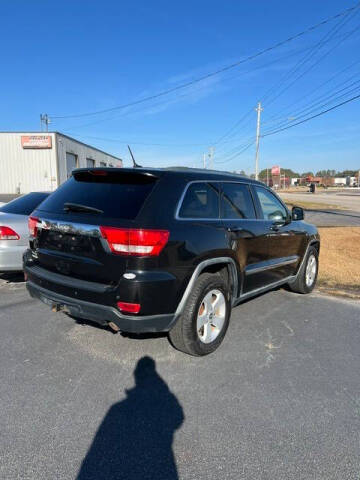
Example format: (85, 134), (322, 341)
(128, 145), (142, 168)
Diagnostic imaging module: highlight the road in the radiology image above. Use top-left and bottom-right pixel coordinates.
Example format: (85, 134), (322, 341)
(279, 190), (360, 226)
(1, 275), (360, 479)
(279, 189), (360, 212)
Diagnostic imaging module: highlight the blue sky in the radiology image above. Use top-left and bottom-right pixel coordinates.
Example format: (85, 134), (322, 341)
(1, 0), (360, 173)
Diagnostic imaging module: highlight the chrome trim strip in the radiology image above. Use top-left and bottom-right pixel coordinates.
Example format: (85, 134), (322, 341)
(38, 218), (102, 238)
(174, 257), (239, 318)
(245, 256), (299, 276)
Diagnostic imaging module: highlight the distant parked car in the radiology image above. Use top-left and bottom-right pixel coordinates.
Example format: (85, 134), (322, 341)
(0, 192), (50, 272)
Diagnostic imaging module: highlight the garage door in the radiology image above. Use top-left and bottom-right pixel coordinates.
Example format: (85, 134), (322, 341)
(66, 152), (78, 178)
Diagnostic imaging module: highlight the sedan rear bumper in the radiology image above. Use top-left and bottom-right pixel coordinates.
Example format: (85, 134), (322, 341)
(0, 245), (25, 271)
(26, 280), (176, 333)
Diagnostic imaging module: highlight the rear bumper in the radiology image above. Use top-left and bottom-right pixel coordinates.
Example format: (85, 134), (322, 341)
(26, 280), (176, 333)
(0, 245), (25, 271)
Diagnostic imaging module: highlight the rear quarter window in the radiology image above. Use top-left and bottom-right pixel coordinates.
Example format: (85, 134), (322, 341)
(37, 171), (157, 220)
(178, 182), (220, 219)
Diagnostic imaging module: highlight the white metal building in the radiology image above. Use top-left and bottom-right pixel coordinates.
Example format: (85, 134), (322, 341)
(0, 132), (122, 194)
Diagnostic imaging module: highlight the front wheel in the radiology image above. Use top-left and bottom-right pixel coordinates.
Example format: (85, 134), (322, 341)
(288, 246), (319, 294)
(168, 272), (231, 356)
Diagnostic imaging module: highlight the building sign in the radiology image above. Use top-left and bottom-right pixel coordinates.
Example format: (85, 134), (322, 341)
(271, 165), (280, 176)
(21, 135), (52, 149)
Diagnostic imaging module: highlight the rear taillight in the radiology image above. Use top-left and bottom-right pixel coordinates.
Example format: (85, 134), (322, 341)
(100, 227), (169, 256)
(0, 226), (20, 240)
(117, 301), (141, 314)
(28, 216), (39, 237)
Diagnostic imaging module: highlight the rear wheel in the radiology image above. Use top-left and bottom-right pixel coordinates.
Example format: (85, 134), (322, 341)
(169, 272), (231, 356)
(288, 246), (319, 294)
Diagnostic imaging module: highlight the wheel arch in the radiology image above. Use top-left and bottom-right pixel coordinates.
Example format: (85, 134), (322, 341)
(174, 257), (239, 319)
(296, 238), (320, 277)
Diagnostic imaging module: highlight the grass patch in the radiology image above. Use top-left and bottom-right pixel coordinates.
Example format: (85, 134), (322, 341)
(317, 227), (360, 294)
(284, 200), (346, 211)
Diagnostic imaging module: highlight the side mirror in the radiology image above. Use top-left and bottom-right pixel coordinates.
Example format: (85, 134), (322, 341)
(292, 206), (304, 221)
(268, 210), (286, 222)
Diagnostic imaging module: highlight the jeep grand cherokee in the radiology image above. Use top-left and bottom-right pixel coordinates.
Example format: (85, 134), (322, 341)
(24, 167), (320, 356)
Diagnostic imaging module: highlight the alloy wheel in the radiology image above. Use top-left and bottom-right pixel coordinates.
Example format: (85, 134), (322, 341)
(196, 289), (226, 344)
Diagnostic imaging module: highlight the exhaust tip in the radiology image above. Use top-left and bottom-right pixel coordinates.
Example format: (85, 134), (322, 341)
(108, 322), (120, 332)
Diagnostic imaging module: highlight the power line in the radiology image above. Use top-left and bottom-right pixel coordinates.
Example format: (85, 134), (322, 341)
(262, 57), (360, 125)
(214, 140), (255, 164)
(262, 92), (360, 137)
(262, 77), (360, 132)
(211, 9), (360, 154)
(62, 132), (209, 147)
(262, 14), (360, 108)
(260, 7), (359, 107)
(48, 4), (359, 120)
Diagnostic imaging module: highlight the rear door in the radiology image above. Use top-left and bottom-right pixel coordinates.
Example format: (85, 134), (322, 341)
(32, 170), (159, 285)
(220, 182), (270, 294)
(251, 185), (305, 283)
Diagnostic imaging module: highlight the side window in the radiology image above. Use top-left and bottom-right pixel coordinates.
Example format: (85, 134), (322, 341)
(221, 183), (256, 219)
(254, 186), (288, 221)
(179, 182), (220, 219)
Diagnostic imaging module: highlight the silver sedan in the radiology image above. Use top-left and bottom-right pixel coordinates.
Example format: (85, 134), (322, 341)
(0, 192), (49, 271)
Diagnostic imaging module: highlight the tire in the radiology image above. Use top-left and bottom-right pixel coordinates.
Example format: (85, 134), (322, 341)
(168, 272), (231, 356)
(288, 245), (319, 294)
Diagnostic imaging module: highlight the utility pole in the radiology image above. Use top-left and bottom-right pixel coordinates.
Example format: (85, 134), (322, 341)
(203, 153), (206, 169)
(40, 114), (50, 132)
(254, 102), (263, 180)
(266, 167), (269, 186)
(208, 146), (214, 170)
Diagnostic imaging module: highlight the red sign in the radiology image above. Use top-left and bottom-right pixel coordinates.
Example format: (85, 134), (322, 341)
(271, 165), (280, 175)
(21, 135), (52, 149)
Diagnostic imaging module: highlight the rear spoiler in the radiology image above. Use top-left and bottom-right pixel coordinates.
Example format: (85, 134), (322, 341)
(73, 168), (159, 184)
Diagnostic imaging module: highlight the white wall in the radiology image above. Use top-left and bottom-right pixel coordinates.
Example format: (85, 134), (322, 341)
(0, 133), (57, 194)
(334, 177), (347, 185)
(56, 134), (122, 185)
(0, 132), (122, 194)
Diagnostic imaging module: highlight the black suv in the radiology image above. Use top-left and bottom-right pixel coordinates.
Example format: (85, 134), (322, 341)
(24, 167), (320, 356)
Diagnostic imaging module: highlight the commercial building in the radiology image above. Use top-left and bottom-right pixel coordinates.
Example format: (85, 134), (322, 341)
(0, 132), (122, 194)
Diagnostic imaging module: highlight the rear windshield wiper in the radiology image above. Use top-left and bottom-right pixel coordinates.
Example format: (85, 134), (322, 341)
(63, 202), (104, 214)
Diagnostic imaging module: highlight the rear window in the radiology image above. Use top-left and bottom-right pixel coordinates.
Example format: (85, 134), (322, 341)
(37, 171), (157, 220)
(0, 192), (49, 216)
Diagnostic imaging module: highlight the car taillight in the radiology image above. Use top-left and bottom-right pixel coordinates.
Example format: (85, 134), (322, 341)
(0, 226), (20, 240)
(117, 301), (141, 314)
(28, 216), (39, 237)
(100, 227), (169, 256)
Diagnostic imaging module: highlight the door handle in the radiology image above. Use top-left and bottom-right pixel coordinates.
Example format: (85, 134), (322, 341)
(227, 227), (243, 232)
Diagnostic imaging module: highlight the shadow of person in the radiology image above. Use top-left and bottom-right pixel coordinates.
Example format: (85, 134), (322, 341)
(77, 356), (184, 480)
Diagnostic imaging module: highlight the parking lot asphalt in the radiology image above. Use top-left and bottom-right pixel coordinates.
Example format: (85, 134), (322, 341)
(1, 275), (360, 480)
